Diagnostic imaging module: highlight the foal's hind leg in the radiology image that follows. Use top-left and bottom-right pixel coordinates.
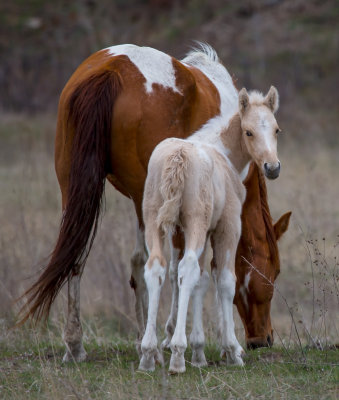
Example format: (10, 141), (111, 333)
(63, 264), (87, 362)
(169, 223), (206, 373)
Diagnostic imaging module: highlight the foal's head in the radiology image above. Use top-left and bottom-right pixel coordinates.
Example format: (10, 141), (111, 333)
(239, 86), (281, 180)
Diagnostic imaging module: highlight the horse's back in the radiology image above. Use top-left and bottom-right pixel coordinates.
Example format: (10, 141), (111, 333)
(56, 45), (221, 207)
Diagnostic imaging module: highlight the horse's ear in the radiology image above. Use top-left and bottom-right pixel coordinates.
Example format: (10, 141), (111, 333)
(264, 86), (279, 114)
(274, 211), (291, 241)
(239, 88), (250, 116)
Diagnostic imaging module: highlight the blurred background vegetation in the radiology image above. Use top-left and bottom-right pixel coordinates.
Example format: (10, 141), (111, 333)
(1, 0), (338, 142)
(0, 0), (338, 344)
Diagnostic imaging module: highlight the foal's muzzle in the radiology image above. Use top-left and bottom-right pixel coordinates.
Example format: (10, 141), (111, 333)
(264, 162), (280, 180)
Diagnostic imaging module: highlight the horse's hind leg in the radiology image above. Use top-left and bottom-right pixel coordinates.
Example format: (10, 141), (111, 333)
(130, 224), (148, 355)
(62, 264), (87, 362)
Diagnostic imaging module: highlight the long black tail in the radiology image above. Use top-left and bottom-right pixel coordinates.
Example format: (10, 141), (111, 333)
(17, 64), (122, 324)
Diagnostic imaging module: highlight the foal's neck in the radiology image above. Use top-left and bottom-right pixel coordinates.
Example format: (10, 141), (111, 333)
(221, 113), (251, 176)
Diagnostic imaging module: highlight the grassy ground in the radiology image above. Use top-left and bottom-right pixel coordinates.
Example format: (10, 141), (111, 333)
(0, 322), (338, 400)
(0, 114), (338, 398)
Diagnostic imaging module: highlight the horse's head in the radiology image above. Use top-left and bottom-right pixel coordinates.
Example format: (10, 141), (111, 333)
(235, 210), (291, 349)
(233, 162), (291, 349)
(239, 86), (281, 180)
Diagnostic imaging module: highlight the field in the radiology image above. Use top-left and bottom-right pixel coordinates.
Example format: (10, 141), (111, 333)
(0, 112), (338, 398)
(1, 0), (339, 398)
(1, 322), (338, 400)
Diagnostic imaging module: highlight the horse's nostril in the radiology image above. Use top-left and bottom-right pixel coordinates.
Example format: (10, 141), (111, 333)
(264, 162), (268, 170)
(267, 334), (273, 346)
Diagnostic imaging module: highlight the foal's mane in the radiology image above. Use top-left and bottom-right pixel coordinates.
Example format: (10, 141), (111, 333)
(255, 164), (280, 271)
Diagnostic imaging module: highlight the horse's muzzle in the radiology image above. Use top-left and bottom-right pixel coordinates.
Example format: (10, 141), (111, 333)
(246, 333), (274, 349)
(264, 162), (280, 180)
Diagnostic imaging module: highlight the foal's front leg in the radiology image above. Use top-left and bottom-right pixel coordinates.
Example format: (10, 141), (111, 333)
(63, 265), (87, 362)
(212, 232), (244, 366)
(162, 229), (184, 349)
(169, 247), (202, 373)
(139, 256), (166, 371)
(190, 270), (209, 367)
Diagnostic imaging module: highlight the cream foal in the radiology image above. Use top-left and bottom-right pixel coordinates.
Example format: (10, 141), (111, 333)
(139, 86), (281, 373)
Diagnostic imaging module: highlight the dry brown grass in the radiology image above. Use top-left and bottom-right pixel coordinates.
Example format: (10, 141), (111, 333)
(0, 113), (338, 347)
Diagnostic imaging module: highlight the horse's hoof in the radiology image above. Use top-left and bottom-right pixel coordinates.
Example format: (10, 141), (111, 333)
(139, 354), (156, 371)
(62, 346), (87, 363)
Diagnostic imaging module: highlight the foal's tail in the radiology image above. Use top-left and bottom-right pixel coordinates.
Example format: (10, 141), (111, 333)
(156, 147), (189, 235)
(17, 65), (122, 324)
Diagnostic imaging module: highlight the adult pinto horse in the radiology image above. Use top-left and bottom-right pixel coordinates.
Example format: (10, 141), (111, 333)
(18, 44), (290, 362)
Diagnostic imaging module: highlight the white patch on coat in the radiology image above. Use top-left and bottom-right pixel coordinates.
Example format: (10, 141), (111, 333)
(106, 44), (181, 94)
(239, 271), (251, 312)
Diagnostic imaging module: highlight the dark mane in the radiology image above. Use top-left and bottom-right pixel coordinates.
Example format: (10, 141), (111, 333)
(256, 164), (280, 273)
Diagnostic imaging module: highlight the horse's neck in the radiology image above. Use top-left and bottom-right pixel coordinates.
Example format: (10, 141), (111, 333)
(221, 113), (251, 175)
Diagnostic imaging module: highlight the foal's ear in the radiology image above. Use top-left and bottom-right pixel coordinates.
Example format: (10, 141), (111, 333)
(239, 88), (250, 116)
(264, 86), (279, 114)
(274, 211), (292, 241)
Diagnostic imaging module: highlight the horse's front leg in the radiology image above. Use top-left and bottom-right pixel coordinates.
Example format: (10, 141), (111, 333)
(63, 264), (87, 362)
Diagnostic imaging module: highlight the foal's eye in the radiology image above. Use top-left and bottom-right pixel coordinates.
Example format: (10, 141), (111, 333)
(275, 128), (281, 135)
(246, 131), (253, 137)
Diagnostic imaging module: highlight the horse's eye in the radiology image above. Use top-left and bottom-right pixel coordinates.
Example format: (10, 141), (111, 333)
(246, 131), (253, 137)
(275, 128), (281, 134)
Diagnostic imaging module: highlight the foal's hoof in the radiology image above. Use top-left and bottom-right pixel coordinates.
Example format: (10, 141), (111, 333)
(191, 349), (208, 368)
(220, 347), (245, 366)
(62, 345), (87, 363)
(139, 354), (156, 371)
(161, 336), (171, 349)
(169, 352), (186, 374)
(155, 348), (164, 366)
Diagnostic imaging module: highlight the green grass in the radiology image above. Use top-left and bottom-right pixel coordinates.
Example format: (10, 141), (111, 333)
(1, 324), (338, 400)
